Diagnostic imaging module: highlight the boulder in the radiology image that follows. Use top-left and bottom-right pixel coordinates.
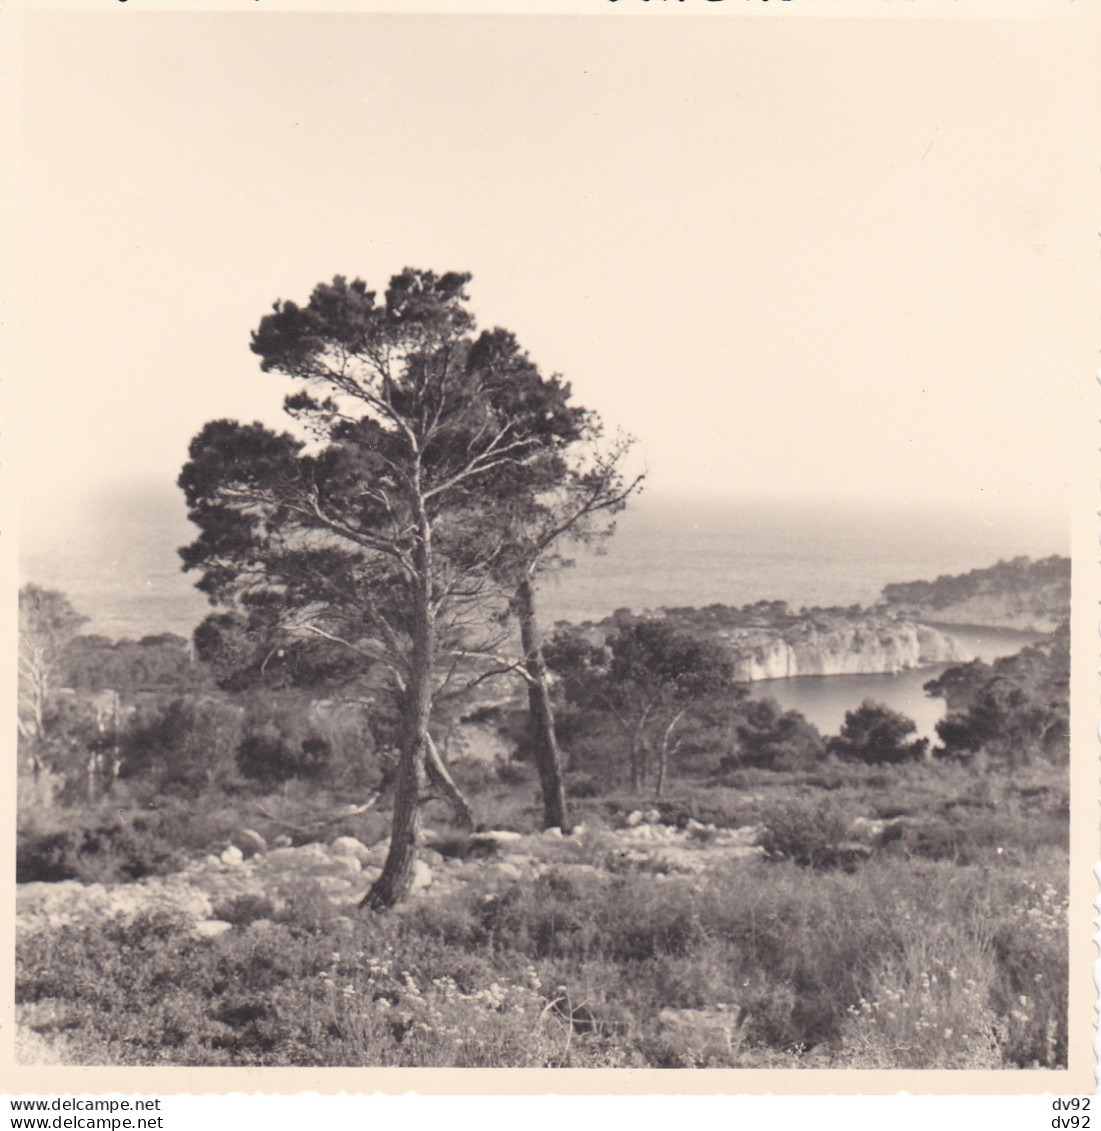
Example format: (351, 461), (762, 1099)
(315, 875), (354, 895)
(330, 835), (372, 865)
(365, 841), (391, 868)
(232, 829), (267, 859)
(410, 859), (433, 893)
(847, 816), (885, 843)
(657, 1006), (744, 1057)
(329, 854), (363, 877)
(471, 830), (523, 847)
(219, 845), (245, 867)
(192, 919), (234, 940)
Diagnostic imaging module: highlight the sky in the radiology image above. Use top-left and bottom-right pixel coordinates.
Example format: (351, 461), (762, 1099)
(8, 4), (1098, 543)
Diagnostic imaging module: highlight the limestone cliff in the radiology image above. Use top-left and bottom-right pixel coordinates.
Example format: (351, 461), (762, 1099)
(715, 619), (966, 682)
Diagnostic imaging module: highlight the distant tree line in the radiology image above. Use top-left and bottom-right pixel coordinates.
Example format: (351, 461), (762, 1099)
(881, 555), (1070, 612)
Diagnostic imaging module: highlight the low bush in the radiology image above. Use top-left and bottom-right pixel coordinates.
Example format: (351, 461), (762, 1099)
(17, 815), (183, 885)
(757, 797), (859, 869)
(16, 855), (1067, 1068)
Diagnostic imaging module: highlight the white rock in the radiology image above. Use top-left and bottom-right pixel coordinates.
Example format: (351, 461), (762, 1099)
(192, 919), (234, 940)
(473, 829), (523, 845)
(233, 829), (267, 858)
(366, 841), (391, 868)
(657, 1006), (745, 1050)
(410, 859), (433, 893)
(329, 854), (363, 877)
(330, 835), (372, 865)
(220, 845), (245, 867)
(625, 810), (644, 827)
(542, 826), (564, 838)
(315, 875), (354, 894)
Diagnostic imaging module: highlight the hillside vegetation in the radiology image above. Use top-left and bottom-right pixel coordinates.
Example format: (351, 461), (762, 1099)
(881, 555), (1070, 633)
(17, 575), (1070, 1070)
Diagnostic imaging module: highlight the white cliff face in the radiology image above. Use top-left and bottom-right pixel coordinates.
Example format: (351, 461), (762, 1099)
(721, 620), (966, 682)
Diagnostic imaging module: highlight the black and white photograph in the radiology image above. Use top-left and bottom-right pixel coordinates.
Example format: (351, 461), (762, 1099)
(5, 0), (1096, 1094)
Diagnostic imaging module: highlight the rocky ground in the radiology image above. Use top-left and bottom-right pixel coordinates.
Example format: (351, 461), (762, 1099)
(15, 814), (772, 1066)
(16, 814), (766, 943)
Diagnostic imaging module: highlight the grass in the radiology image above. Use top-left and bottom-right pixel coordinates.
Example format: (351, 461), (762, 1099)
(16, 756), (1070, 1069)
(17, 851), (1067, 1068)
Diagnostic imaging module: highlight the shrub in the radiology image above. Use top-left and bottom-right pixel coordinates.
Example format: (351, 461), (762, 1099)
(16, 813), (182, 884)
(988, 881), (1067, 1067)
(757, 797), (859, 868)
(121, 696), (245, 794)
(212, 893), (278, 926)
(495, 760), (536, 786)
(237, 731), (330, 786)
(564, 771), (601, 798)
(836, 957), (1004, 1068)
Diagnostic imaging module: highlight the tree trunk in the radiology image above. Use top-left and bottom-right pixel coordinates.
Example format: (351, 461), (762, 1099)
(425, 732), (476, 829)
(515, 574), (571, 834)
(364, 522), (435, 911)
(655, 710), (685, 799)
(362, 721), (426, 910)
(87, 751), (98, 804)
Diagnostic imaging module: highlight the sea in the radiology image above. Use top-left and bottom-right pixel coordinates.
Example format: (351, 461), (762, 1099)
(19, 481), (1067, 741)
